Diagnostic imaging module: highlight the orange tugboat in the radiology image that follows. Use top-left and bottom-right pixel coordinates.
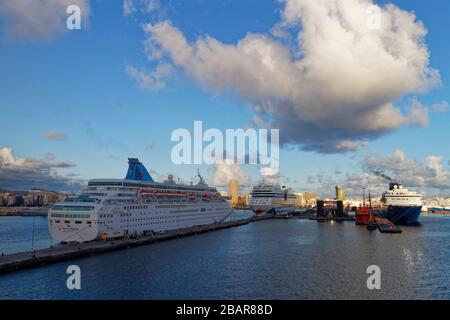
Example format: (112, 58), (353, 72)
(355, 206), (371, 225)
(355, 188), (371, 225)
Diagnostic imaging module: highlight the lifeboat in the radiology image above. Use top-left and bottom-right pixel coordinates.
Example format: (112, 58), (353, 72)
(140, 189), (187, 196)
(202, 194), (213, 201)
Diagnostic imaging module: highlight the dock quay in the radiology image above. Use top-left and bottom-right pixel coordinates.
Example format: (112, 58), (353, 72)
(309, 216), (355, 222)
(250, 213), (278, 221)
(0, 219), (249, 275)
(250, 213), (305, 221)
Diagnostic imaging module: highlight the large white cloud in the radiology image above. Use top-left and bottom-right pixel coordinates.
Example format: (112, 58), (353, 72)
(140, 0), (439, 153)
(0, 0), (90, 41)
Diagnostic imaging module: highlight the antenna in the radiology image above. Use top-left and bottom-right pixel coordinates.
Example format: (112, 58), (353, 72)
(368, 192), (374, 222)
(362, 187), (366, 207)
(31, 217), (36, 257)
(196, 169), (206, 185)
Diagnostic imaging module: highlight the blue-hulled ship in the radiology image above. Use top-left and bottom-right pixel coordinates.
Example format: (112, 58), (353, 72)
(381, 182), (422, 225)
(428, 207), (450, 215)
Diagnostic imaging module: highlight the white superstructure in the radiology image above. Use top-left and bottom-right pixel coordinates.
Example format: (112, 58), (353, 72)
(381, 183), (423, 207)
(249, 183), (296, 214)
(48, 159), (232, 243)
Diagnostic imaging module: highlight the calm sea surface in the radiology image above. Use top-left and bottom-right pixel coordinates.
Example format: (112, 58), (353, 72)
(1, 212), (450, 299)
(0, 216), (56, 254)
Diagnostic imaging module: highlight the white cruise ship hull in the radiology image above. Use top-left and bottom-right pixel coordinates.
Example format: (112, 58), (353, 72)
(48, 220), (100, 243)
(249, 196), (296, 215)
(49, 202), (231, 243)
(250, 182), (296, 214)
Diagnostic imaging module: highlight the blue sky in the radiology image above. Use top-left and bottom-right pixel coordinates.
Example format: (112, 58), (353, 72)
(0, 0), (449, 197)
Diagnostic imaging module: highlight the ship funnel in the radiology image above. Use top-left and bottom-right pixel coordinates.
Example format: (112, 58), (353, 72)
(389, 182), (401, 190)
(125, 158), (154, 182)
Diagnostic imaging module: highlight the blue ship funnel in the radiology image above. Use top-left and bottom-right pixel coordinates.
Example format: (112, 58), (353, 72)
(125, 158), (154, 182)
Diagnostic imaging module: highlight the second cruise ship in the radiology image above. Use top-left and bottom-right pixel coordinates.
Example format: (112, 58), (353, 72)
(249, 183), (296, 214)
(48, 158), (232, 243)
(381, 182), (423, 225)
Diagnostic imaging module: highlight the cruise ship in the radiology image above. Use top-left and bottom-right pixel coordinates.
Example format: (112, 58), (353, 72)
(249, 183), (296, 214)
(48, 158), (232, 243)
(381, 182), (423, 225)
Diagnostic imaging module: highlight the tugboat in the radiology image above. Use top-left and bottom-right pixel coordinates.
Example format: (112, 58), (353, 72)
(365, 194), (378, 231)
(355, 188), (371, 225)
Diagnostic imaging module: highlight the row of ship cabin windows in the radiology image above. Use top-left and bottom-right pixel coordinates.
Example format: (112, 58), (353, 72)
(50, 213), (90, 219)
(101, 212), (225, 226)
(106, 212), (223, 225)
(52, 220), (92, 224)
(124, 205), (148, 210)
(109, 217), (220, 229)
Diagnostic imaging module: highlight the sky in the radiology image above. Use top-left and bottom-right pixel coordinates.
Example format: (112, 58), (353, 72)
(0, 0), (449, 198)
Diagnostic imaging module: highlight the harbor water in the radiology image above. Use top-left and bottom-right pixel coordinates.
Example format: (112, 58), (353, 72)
(0, 216), (56, 255)
(1, 213), (450, 299)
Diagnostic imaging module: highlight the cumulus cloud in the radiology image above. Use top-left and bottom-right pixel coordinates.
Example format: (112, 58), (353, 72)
(0, 0), (90, 41)
(125, 63), (172, 91)
(306, 175), (316, 184)
(0, 147), (83, 192)
(123, 0), (160, 17)
(140, 0), (439, 153)
(342, 172), (387, 197)
(142, 0), (160, 13)
(364, 149), (450, 194)
(123, 0), (136, 16)
(308, 171), (391, 199)
(211, 159), (253, 187)
(260, 173), (280, 185)
(305, 149), (450, 198)
(44, 131), (67, 140)
(432, 101), (449, 113)
(406, 98), (429, 127)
